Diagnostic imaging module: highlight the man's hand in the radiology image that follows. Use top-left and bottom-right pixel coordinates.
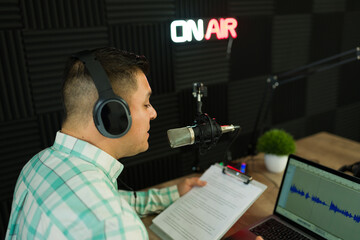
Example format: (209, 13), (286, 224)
(177, 177), (207, 196)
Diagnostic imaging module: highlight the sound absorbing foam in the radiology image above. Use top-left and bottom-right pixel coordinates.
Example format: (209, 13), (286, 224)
(0, 31), (34, 122)
(23, 27), (109, 114)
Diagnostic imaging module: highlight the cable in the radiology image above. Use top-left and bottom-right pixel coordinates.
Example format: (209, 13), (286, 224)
(222, 127), (242, 166)
(118, 178), (138, 215)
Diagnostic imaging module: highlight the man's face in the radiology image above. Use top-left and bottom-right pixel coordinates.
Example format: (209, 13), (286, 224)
(119, 71), (157, 157)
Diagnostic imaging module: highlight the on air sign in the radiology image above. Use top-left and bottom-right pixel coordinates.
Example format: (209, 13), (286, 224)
(170, 18), (238, 43)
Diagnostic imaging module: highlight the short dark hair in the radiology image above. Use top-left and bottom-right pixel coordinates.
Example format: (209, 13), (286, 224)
(62, 47), (149, 124)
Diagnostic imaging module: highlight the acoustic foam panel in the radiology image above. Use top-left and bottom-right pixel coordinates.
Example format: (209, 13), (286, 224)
(38, 111), (64, 148)
(275, 0), (313, 14)
(306, 68), (339, 116)
(198, 141), (228, 171)
(271, 78), (307, 124)
(271, 14), (311, 73)
(335, 103), (360, 141)
(180, 151), (197, 175)
(23, 27), (109, 114)
(228, 0), (274, 16)
(0, 0), (22, 29)
(310, 13), (343, 61)
(0, 199), (11, 239)
(227, 131), (253, 159)
(313, 0), (346, 13)
(177, 82), (228, 128)
(175, 0), (227, 18)
(201, 82), (228, 124)
(0, 119), (42, 201)
(228, 75), (269, 134)
(21, 0), (106, 29)
(305, 110), (336, 135)
(230, 15), (272, 80)
(178, 87), (198, 126)
(337, 12), (360, 107)
(0, 30), (34, 122)
(346, 0), (360, 11)
(274, 117), (306, 139)
(173, 41), (229, 90)
(341, 12), (360, 50)
(338, 61), (360, 107)
(109, 23), (174, 95)
(119, 153), (182, 190)
(106, 0), (175, 24)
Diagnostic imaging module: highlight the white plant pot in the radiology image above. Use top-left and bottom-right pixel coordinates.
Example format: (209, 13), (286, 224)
(264, 154), (288, 173)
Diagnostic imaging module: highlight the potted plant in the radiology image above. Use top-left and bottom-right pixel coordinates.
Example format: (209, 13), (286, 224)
(256, 128), (296, 173)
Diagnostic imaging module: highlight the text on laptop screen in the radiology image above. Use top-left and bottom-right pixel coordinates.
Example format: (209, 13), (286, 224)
(275, 157), (360, 240)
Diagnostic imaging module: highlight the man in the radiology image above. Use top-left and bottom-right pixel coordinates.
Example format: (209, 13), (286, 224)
(6, 47), (207, 239)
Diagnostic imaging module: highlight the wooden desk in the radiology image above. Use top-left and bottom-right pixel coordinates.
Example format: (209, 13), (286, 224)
(142, 132), (360, 239)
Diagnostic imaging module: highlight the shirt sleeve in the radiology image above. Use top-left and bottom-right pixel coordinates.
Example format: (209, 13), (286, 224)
(118, 185), (180, 217)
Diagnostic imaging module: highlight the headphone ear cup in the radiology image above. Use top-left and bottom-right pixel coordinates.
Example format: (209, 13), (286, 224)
(339, 165), (349, 172)
(351, 162), (360, 178)
(93, 97), (132, 138)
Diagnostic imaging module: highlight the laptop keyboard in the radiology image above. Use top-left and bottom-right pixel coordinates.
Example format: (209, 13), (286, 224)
(250, 218), (311, 240)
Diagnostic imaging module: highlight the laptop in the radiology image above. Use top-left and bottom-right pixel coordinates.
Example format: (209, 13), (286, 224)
(225, 154), (360, 240)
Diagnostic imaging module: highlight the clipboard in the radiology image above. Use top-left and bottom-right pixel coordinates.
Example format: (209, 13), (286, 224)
(222, 165), (253, 184)
(150, 164), (267, 240)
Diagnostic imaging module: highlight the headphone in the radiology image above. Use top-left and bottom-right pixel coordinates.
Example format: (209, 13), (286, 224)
(72, 50), (132, 138)
(339, 162), (360, 178)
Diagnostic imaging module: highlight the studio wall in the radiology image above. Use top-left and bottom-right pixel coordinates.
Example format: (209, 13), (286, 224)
(0, 0), (359, 236)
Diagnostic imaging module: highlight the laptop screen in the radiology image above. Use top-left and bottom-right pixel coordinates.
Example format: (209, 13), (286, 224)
(275, 155), (360, 240)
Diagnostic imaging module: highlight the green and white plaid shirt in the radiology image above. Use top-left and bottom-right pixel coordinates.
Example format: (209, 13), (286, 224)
(6, 131), (179, 239)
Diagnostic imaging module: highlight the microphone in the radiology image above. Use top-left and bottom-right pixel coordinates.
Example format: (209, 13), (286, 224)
(167, 124), (240, 148)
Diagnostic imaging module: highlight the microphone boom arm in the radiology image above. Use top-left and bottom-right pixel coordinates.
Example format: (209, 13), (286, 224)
(248, 47), (360, 156)
(192, 82), (207, 115)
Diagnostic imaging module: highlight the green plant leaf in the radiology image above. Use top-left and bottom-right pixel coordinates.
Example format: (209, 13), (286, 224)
(256, 129), (296, 155)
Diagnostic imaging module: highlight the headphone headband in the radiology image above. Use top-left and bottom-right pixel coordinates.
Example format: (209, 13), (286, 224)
(72, 50), (114, 97)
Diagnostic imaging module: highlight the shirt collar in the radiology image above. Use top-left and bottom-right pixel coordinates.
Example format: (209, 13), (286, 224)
(52, 131), (123, 181)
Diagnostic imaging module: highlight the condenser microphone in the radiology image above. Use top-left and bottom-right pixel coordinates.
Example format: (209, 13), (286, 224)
(167, 124), (240, 148)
